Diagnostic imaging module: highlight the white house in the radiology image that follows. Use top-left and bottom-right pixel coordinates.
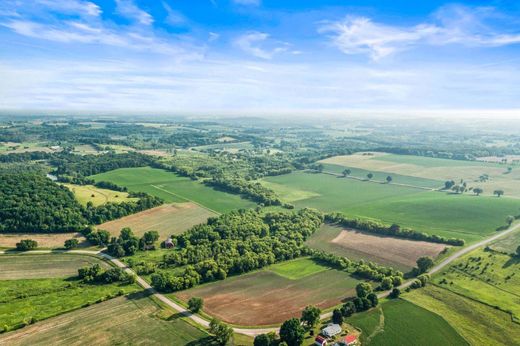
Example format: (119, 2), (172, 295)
(322, 324), (342, 338)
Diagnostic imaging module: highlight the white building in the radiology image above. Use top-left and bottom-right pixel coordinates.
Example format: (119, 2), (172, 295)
(322, 324), (342, 338)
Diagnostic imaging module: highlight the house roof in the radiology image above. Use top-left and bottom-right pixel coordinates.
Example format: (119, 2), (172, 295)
(345, 335), (357, 343)
(315, 335), (326, 342)
(322, 324), (342, 334)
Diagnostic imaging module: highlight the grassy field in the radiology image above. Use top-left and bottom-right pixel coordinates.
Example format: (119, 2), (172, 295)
(490, 228), (520, 254)
(434, 248), (520, 319)
(348, 299), (467, 346)
(0, 253), (110, 280)
(91, 167), (256, 213)
(176, 258), (366, 325)
(0, 232), (86, 249)
(405, 285), (520, 345)
(262, 171), (520, 243)
(72, 144), (99, 155)
(97, 203), (216, 240)
(63, 183), (137, 206)
(0, 292), (214, 346)
(306, 224), (447, 272)
(321, 152), (520, 198)
(267, 257), (328, 280)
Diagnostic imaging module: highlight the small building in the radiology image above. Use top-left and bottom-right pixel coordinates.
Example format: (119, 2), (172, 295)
(164, 237), (174, 249)
(334, 335), (358, 346)
(315, 335), (327, 346)
(322, 324), (342, 338)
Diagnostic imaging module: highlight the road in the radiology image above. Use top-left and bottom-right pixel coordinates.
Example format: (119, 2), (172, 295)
(2, 222), (519, 336)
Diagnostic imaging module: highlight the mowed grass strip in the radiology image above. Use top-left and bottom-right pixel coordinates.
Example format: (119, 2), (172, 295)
(62, 183), (137, 207)
(267, 257), (328, 280)
(0, 292), (210, 346)
(91, 167), (257, 213)
(405, 285), (520, 346)
(97, 203), (216, 240)
(348, 299), (467, 346)
(0, 254), (110, 280)
(176, 265), (364, 325)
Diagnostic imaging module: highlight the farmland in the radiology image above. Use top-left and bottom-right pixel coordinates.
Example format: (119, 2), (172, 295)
(262, 171), (520, 243)
(176, 258), (365, 325)
(91, 167), (256, 213)
(347, 299), (467, 345)
(97, 203), (216, 239)
(306, 224), (448, 271)
(63, 183), (137, 207)
(0, 292), (211, 346)
(405, 285), (520, 345)
(490, 228), (520, 254)
(0, 232), (86, 249)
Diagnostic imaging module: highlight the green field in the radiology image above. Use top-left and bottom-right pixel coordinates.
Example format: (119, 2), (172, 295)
(0, 292), (213, 346)
(63, 183), (137, 206)
(434, 248), (520, 319)
(91, 167), (257, 213)
(267, 257), (328, 280)
(262, 171), (520, 243)
(0, 253), (110, 280)
(405, 285), (520, 345)
(490, 228), (520, 254)
(348, 299), (467, 346)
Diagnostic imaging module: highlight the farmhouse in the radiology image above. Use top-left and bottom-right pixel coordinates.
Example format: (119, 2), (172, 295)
(322, 324), (342, 338)
(334, 334), (358, 346)
(165, 237), (174, 249)
(315, 335), (327, 346)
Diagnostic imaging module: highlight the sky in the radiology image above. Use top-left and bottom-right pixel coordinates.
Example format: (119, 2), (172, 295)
(1, 0), (520, 116)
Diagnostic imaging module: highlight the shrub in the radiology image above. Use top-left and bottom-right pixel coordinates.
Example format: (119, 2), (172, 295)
(16, 239), (38, 251)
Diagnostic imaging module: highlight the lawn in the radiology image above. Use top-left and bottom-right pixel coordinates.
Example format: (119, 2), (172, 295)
(97, 203), (216, 240)
(176, 260), (366, 325)
(62, 183), (137, 206)
(348, 299), (467, 346)
(0, 292), (213, 346)
(0, 253), (110, 280)
(405, 285), (520, 346)
(263, 171), (520, 243)
(91, 167), (256, 213)
(490, 227), (520, 254)
(267, 257), (328, 280)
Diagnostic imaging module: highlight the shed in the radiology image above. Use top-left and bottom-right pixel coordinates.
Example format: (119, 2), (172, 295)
(315, 335), (327, 346)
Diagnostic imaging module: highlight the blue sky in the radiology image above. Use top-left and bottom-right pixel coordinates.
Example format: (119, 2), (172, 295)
(1, 0), (520, 116)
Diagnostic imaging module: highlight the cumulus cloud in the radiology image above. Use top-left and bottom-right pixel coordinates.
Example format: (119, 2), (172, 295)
(234, 32), (288, 59)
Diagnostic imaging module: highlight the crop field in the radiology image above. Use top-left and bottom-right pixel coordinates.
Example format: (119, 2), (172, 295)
(405, 285), (520, 345)
(72, 144), (99, 155)
(347, 299), (466, 346)
(0, 253), (110, 280)
(434, 248), (520, 319)
(91, 167), (256, 213)
(0, 141), (56, 154)
(97, 203), (216, 239)
(263, 171), (520, 243)
(306, 225), (447, 271)
(0, 232), (86, 249)
(192, 141), (254, 153)
(321, 152), (520, 198)
(490, 228), (520, 254)
(0, 292), (211, 346)
(63, 183), (137, 206)
(176, 258), (365, 325)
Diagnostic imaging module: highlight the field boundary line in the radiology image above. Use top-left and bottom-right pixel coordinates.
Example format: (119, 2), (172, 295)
(319, 170), (437, 191)
(150, 184), (221, 215)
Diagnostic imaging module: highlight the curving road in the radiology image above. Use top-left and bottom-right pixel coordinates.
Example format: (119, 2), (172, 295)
(1, 222), (519, 337)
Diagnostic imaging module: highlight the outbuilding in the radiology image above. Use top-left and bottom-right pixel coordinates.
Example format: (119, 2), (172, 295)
(322, 324), (342, 338)
(315, 335), (327, 346)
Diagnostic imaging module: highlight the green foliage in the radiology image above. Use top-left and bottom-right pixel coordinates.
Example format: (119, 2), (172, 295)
(209, 318), (233, 345)
(300, 305), (320, 328)
(187, 297), (203, 313)
(107, 228), (139, 257)
(64, 238), (79, 249)
(254, 333), (271, 346)
(389, 288), (401, 298)
(78, 264), (135, 284)
(332, 308), (343, 324)
(416, 256), (434, 274)
(15, 239), (38, 251)
(356, 282), (373, 298)
(279, 318), (305, 346)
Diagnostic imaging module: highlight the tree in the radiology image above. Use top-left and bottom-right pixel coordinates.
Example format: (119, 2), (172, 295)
(356, 282), (373, 298)
(341, 301), (356, 317)
(16, 239), (38, 251)
(188, 297), (203, 313)
(367, 293), (379, 307)
(140, 230), (159, 250)
(507, 215), (515, 226)
(380, 277), (393, 290)
(367, 173), (374, 180)
(279, 318), (305, 346)
(254, 334), (271, 346)
(316, 164), (324, 173)
(416, 256), (434, 274)
(332, 308), (343, 325)
(494, 189), (504, 197)
(300, 305), (321, 328)
(444, 180), (455, 189)
(386, 175), (392, 183)
(516, 245), (520, 257)
(342, 169), (351, 177)
(209, 318), (233, 346)
(473, 187), (483, 196)
(389, 288), (401, 298)
(64, 238), (79, 249)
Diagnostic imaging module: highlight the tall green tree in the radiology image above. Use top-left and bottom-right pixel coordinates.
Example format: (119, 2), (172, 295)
(300, 305), (321, 328)
(280, 318), (305, 346)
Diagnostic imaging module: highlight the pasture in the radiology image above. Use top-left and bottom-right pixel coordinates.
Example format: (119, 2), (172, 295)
(348, 299), (466, 346)
(434, 248), (520, 319)
(0, 292), (211, 346)
(0, 253), (110, 280)
(490, 228), (520, 254)
(0, 232), (86, 249)
(176, 258), (365, 325)
(405, 285), (520, 345)
(321, 152), (520, 198)
(97, 203), (216, 240)
(306, 225), (447, 272)
(63, 183), (137, 206)
(91, 167), (256, 213)
(263, 171), (520, 243)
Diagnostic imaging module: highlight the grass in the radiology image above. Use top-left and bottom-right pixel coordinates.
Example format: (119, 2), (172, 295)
(97, 203), (216, 240)
(62, 183), (137, 206)
(348, 299), (467, 346)
(434, 248), (520, 319)
(267, 257), (328, 280)
(0, 232), (86, 250)
(490, 228), (520, 254)
(262, 171), (520, 243)
(405, 285), (520, 345)
(0, 253), (110, 280)
(0, 291), (213, 346)
(91, 167), (257, 213)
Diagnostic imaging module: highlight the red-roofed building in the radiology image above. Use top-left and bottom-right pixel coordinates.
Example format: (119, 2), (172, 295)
(315, 335), (327, 346)
(333, 334), (358, 346)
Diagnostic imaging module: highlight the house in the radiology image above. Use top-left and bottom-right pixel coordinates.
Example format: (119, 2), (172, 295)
(315, 335), (327, 346)
(322, 324), (342, 338)
(334, 335), (358, 346)
(164, 237), (174, 249)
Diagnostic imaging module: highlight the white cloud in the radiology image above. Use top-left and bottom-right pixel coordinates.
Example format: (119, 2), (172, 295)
(233, 0), (260, 6)
(162, 1), (187, 26)
(115, 0), (153, 26)
(234, 32), (288, 59)
(35, 0), (101, 17)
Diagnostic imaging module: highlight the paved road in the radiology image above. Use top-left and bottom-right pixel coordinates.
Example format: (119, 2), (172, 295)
(2, 222), (519, 336)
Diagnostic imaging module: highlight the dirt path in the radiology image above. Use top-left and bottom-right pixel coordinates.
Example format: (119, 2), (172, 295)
(150, 184), (221, 215)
